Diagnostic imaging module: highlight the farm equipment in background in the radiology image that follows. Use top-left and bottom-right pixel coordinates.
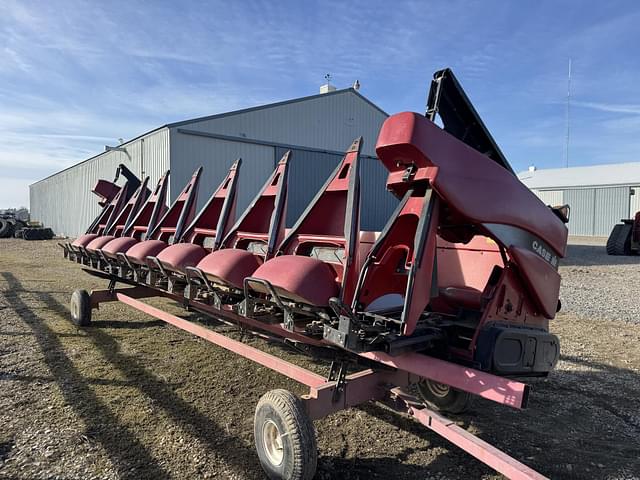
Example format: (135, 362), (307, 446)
(606, 211), (640, 255)
(61, 68), (569, 480)
(0, 211), (55, 240)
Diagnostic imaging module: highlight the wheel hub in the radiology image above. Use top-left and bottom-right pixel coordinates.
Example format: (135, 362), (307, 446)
(71, 298), (78, 318)
(426, 380), (450, 398)
(262, 419), (284, 466)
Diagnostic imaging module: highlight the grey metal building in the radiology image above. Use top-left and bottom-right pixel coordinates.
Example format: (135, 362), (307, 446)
(31, 88), (395, 237)
(518, 163), (640, 236)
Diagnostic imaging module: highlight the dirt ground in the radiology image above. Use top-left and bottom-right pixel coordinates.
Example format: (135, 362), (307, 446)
(1, 239), (639, 479)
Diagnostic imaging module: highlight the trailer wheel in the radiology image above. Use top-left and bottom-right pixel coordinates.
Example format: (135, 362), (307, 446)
(417, 379), (472, 414)
(70, 289), (92, 327)
(254, 389), (317, 480)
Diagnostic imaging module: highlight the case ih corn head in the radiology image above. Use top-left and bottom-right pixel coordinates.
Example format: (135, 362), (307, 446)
(60, 69), (568, 480)
(607, 211), (640, 255)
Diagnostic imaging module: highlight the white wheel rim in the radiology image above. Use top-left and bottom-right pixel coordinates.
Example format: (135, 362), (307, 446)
(426, 380), (450, 398)
(262, 419), (284, 466)
(71, 298), (79, 318)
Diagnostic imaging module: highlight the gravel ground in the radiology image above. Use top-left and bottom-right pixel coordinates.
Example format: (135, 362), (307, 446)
(560, 237), (640, 324)
(1, 238), (639, 479)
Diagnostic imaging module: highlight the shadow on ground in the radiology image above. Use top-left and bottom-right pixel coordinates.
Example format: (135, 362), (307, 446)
(561, 244), (640, 267)
(2, 269), (640, 479)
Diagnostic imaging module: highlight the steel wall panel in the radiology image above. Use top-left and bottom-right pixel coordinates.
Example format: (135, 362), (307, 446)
(630, 186), (640, 217)
(169, 131), (274, 218)
(183, 90), (386, 158)
(29, 129), (169, 237)
(564, 188), (595, 236)
(533, 189), (563, 206)
(594, 187), (629, 236)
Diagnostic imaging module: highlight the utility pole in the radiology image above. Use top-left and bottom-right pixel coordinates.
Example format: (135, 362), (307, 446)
(565, 58), (572, 168)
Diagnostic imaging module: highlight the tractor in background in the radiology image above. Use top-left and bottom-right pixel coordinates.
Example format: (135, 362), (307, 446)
(0, 210), (55, 240)
(606, 211), (640, 255)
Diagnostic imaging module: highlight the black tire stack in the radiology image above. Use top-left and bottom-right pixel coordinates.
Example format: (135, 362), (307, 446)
(21, 227), (54, 241)
(0, 215), (54, 240)
(0, 219), (13, 238)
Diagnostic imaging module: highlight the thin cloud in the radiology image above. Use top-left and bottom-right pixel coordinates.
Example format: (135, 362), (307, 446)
(573, 101), (640, 115)
(1, 0), (640, 208)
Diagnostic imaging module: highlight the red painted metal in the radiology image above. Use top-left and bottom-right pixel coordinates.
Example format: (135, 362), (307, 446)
(89, 184), (130, 237)
(250, 138), (362, 307)
(111, 291), (327, 388)
(126, 239), (172, 265)
(180, 159), (241, 247)
(633, 211), (640, 246)
(376, 112), (567, 257)
(195, 249), (262, 290)
(387, 389), (548, 480)
(124, 168), (202, 264)
(123, 171), (170, 240)
(434, 235), (502, 314)
(147, 167), (203, 243)
(72, 233), (101, 248)
(303, 369), (409, 420)
(85, 235), (117, 252)
(222, 151), (290, 256)
(85, 286), (546, 479)
(99, 172), (170, 259)
(100, 237), (139, 258)
(105, 177), (151, 237)
(469, 264), (551, 353)
(155, 159), (242, 272)
(83, 180), (121, 236)
(353, 189), (440, 335)
(360, 350), (528, 409)
(508, 247), (561, 318)
(90, 286), (529, 410)
(251, 255), (339, 306)
(74, 168), (143, 248)
(90, 287), (326, 347)
(92, 179), (120, 207)
(192, 151), (290, 287)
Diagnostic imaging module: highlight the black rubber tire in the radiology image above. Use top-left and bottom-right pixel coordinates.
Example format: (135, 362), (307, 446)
(23, 228), (45, 241)
(606, 223), (632, 256)
(0, 219), (10, 238)
(70, 289), (92, 327)
(42, 228), (54, 240)
(417, 379), (473, 414)
(254, 389), (317, 480)
(14, 229), (23, 239)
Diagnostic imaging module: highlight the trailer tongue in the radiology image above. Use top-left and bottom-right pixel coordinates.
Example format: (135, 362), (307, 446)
(63, 69), (568, 480)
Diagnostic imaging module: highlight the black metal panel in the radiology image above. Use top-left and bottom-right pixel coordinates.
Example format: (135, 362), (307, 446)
(426, 68), (514, 175)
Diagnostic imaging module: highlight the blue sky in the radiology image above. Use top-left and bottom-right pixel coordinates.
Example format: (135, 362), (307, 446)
(1, 0), (639, 208)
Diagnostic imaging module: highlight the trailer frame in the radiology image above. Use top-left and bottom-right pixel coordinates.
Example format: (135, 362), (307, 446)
(74, 284), (548, 480)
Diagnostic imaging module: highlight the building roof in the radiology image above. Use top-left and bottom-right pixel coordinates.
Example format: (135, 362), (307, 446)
(168, 87), (387, 127)
(517, 162), (640, 189)
(31, 87), (386, 186)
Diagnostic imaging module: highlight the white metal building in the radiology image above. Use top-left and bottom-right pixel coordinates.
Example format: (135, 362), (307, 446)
(518, 163), (640, 236)
(30, 88), (394, 237)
